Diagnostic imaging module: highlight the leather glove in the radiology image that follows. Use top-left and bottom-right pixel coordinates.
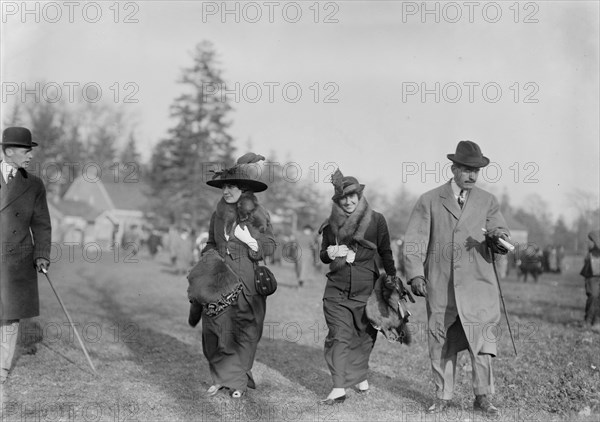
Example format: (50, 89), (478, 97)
(485, 228), (511, 255)
(326, 245), (349, 260)
(409, 276), (428, 297)
(346, 249), (356, 264)
(35, 258), (50, 273)
(234, 224), (259, 252)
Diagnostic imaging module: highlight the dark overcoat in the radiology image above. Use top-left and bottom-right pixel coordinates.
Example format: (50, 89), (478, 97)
(404, 181), (509, 357)
(0, 165), (52, 320)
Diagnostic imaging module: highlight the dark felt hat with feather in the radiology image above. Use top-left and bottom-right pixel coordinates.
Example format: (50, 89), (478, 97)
(331, 169), (365, 201)
(207, 152), (268, 192)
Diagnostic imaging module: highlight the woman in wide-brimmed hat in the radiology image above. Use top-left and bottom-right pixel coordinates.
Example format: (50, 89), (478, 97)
(187, 153), (275, 399)
(317, 169), (399, 404)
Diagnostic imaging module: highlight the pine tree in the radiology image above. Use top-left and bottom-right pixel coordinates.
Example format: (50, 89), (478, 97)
(148, 41), (236, 226)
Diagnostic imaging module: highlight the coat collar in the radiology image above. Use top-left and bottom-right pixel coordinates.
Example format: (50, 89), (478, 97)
(0, 161), (32, 211)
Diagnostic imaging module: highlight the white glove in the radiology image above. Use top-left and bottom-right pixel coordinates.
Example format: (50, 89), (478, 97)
(326, 245), (349, 260)
(234, 225), (259, 252)
(346, 250), (356, 264)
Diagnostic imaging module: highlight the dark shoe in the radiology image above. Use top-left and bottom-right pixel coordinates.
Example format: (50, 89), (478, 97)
(319, 395), (346, 405)
(356, 388), (369, 394)
(474, 395), (499, 417)
(427, 399), (450, 414)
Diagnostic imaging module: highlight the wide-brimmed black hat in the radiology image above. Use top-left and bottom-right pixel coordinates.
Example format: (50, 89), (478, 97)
(206, 152), (268, 193)
(331, 169), (365, 201)
(447, 140), (489, 168)
(1, 127), (38, 147)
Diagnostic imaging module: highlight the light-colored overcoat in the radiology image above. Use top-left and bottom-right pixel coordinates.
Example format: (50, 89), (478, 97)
(1, 165), (52, 320)
(404, 181), (508, 357)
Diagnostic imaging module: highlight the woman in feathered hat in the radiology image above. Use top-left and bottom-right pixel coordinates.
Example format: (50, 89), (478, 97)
(188, 153), (276, 399)
(317, 169), (399, 404)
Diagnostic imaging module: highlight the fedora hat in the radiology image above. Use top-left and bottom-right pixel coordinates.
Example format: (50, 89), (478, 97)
(331, 169), (365, 201)
(447, 140), (489, 168)
(206, 152), (268, 193)
(1, 127), (38, 147)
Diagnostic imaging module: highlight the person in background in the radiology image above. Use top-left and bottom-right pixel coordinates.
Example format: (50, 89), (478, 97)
(580, 230), (600, 331)
(1, 127), (51, 384)
(294, 224), (316, 288)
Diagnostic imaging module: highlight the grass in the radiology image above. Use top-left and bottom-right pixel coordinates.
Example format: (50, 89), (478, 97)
(1, 246), (599, 421)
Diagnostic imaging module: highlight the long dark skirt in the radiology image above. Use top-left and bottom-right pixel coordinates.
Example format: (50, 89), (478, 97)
(323, 298), (378, 388)
(202, 290), (266, 391)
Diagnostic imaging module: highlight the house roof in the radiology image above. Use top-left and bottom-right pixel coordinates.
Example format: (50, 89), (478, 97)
(63, 172), (149, 214)
(54, 199), (103, 221)
(99, 172), (149, 212)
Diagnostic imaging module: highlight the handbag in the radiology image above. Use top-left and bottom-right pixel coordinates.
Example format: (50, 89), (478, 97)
(253, 260), (277, 296)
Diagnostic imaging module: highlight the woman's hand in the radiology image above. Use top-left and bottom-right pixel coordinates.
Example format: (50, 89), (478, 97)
(234, 225), (259, 252)
(326, 245), (349, 260)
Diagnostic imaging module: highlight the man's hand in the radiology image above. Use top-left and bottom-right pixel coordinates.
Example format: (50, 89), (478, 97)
(234, 225), (259, 252)
(35, 258), (50, 273)
(410, 276), (428, 297)
(326, 245), (349, 260)
(485, 228), (511, 255)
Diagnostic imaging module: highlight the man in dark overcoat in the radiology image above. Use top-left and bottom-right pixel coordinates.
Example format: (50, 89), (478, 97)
(404, 141), (511, 416)
(0, 127), (51, 384)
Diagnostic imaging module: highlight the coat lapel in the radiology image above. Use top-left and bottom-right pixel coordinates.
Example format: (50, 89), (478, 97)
(440, 181), (461, 221)
(0, 168), (32, 211)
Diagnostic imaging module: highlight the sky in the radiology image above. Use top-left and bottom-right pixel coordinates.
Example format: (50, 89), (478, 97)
(2, 0), (599, 224)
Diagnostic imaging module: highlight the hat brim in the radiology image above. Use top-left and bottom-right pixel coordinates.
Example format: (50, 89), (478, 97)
(332, 184), (365, 201)
(447, 154), (489, 168)
(0, 141), (38, 147)
(207, 178), (268, 193)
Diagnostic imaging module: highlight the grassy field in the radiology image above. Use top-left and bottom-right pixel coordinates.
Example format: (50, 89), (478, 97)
(1, 245), (599, 421)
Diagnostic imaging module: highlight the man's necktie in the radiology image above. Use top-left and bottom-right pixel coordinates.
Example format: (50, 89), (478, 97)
(457, 190), (465, 209)
(7, 170), (14, 183)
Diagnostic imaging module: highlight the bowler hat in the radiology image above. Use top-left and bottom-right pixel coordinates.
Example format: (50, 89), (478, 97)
(207, 152), (268, 192)
(1, 127), (38, 147)
(447, 140), (489, 168)
(331, 169), (365, 201)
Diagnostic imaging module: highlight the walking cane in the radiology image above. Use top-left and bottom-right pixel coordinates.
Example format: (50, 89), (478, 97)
(41, 268), (98, 375)
(484, 231), (518, 357)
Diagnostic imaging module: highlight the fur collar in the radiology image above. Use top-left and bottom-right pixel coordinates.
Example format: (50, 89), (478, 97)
(323, 195), (375, 271)
(328, 195), (375, 249)
(215, 191), (268, 236)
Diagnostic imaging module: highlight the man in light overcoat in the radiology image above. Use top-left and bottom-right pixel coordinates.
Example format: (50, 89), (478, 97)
(0, 127), (51, 384)
(404, 140), (510, 416)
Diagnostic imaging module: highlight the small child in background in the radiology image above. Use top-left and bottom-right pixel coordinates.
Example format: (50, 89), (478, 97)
(580, 230), (600, 331)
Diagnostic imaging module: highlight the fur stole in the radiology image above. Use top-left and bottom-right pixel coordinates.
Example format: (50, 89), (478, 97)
(325, 195), (375, 271)
(215, 192), (269, 237)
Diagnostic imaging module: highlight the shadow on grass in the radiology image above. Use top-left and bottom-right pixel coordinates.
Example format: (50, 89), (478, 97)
(257, 336), (431, 405)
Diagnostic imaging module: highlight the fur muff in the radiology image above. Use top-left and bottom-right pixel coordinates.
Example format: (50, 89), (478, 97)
(187, 249), (242, 306)
(365, 274), (412, 344)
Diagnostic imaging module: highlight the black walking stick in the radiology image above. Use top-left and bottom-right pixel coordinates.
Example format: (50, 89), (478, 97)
(483, 229), (518, 357)
(41, 268), (99, 375)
